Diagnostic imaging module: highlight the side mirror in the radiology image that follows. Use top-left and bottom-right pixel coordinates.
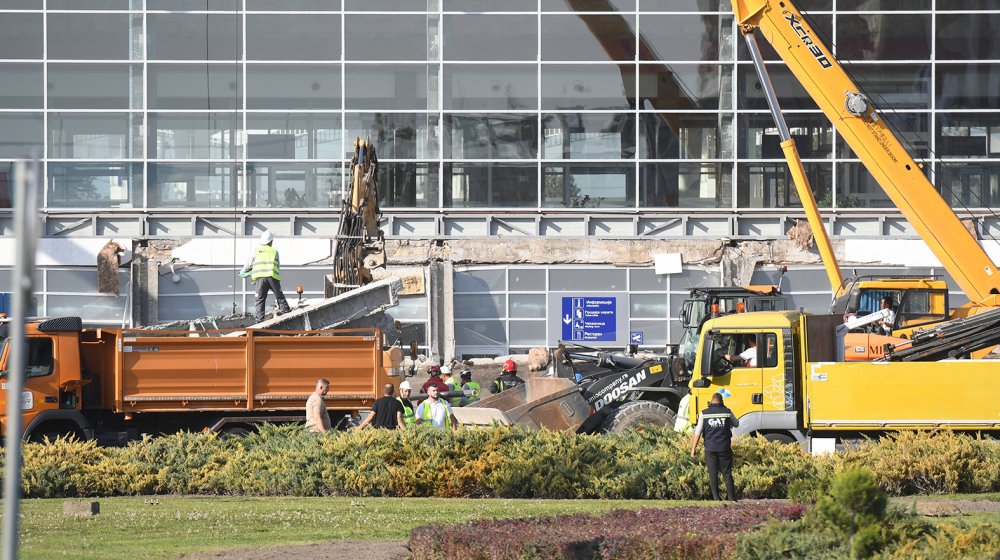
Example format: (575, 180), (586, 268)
(626, 343), (638, 355)
(692, 378), (711, 388)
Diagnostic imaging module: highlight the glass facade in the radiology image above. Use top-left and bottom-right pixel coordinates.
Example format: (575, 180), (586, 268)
(0, 2), (997, 214)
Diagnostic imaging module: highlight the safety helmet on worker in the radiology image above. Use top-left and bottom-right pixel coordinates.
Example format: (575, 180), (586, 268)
(399, 380), (412, 391)
(260, 230), (274, 245)
(428, 364), (442, 376)
(440, 365), (452, 376)
(502, 359), (517, 373)
(460, 369), (472, 380)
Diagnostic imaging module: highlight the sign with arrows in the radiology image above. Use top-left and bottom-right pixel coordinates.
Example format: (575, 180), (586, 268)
(561, 296), (616, 342)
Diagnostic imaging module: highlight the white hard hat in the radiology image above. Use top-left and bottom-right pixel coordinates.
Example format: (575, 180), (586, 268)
(399, 380), (412, 390)
(440, 365), (452, 375)
(260, 230), (273, 245)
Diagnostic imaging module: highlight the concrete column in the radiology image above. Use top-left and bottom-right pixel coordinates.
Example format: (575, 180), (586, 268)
(427, 260), (455, 364)
(130, 258), (158, 327)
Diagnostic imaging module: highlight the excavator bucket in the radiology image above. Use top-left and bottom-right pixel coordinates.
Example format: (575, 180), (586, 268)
(452, 377), (590, 431)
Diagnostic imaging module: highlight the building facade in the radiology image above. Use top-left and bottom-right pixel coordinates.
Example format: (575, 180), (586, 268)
(0, 0), (996, 359)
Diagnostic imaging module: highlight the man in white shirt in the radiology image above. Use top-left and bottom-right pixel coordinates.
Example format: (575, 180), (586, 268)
(729, 336), (758, 367)
(414, 385), (458, 431)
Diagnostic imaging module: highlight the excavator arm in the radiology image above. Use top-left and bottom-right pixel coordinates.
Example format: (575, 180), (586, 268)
(732, 0), (1000, 306)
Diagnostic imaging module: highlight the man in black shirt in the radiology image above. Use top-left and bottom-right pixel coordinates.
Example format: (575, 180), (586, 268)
(689, 392), (740, 501)
(357, 383), (406, 430)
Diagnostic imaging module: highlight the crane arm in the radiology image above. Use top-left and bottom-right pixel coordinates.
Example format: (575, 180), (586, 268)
(732, 0), (1000, 305)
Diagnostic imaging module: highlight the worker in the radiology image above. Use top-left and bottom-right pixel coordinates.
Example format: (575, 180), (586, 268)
(458, 369), (480, 407)
(242, 230), (291, 323)
(728, 336), (757, 367)
(877, 296), (896, 335)
(441, 365), (458, 396)
(489, 359), (525, 394)
(356, 383), (405, 430)
(397, 380), (416, 428)
(414, 384), (458, 430)
(305, 378), (331, 433)
(689, 392), (740, 501)
(421, 364), (451, 399)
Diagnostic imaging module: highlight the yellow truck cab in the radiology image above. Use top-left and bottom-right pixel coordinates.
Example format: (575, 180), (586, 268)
(686, 310), (1000, 446)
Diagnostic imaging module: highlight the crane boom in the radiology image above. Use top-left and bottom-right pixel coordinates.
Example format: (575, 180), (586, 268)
(732, 0), (1000, 305)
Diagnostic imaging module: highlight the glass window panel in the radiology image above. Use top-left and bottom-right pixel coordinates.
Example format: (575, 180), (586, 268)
(630, 269), (667, 292)
(48, 14), (132, 60)
(48, 0), (130, 7)
(444, 0), (534, 9)
(541, 0), (634, 9)
(345, 64), (433, 111)
(345, 113), (439, 160)
(0, 63), (42, 109)
(345, 15), (429, 62)
(147, 0), (239, 8)
(455, 269), (505, 292)
(455, 320), (507, 347)
(541, 15), (635, 62)
(47, 268), (124, 293)
(543, 113), (636, 160)
(148, 64), (240, 110)
(0, 113), (42, 158)
(839, 0), (929, 8)
(0, 164), (12, 208)
(444, 64), (537, 111)
(628, 320), (669, 346)
(149, 113), (238, 160)
(937, 114), (1000, 159)
(148, 163), (235, 209)
(0, 0), (41, 7)
(639, 0), (732, 9)
(445, 114), (537, 160)
(850, 65), (931, 110)
(0, 14), (42, 59)
(739, 113), (832, 159)
(247, 64), (339, 111)
(158, 295), (239, 322)
(247, 15), (340, 61)
(751, 267), (830, 294)
(455, 294), (505, 319)
(942, 0), (1000, 8)
(147, 14), (240, 61)
(48, 113), (143, 160)
(787, 293), (835, 314)
(639, 64), (729, 111)
(510, 295), (545, 319)
(444, 163), (538, 208)
(838, 112), (928, 159)
(737, 162), (831, 209)
(641, 113), (733, 160)
(509, 268), (545, 292)
(379, 162), (439, 208)
(48, 295), (125, 323)
(509, 321), (547, 346)
(672, 267), (717, 289)
(160, 269), (238, 295)
(543, 164), (636, 208)
(48, 63), (142, 110)
(738, 15), (831, 62)
(640, 14), (733, 62)
(937, 64), (1000, 111)
(836, 162), (929, 209)
(247, 0), (338, 10)
(640, 162), (732, 208)
(541, 64), (633, 111)
(47, 163), (142, 209)
(549, 268), (626, 291)
(630, 294), (667, 319)
(443, 15), (536, 62)
(347, 0), (429, 10)
(738, 64), (817, 111)
(272, 268), (327, 295)
(837, 14), (930, 61)
(246, 114), (342, 161)
(938, 163), (1000, 209)
(937, 14), (1000, 61)
(384, 295), (429, 322)
(247, 163), (341, 209)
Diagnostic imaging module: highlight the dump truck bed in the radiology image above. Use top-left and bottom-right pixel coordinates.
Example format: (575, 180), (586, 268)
(452, 377), (590, 431)
(805, 360), (1000, 430)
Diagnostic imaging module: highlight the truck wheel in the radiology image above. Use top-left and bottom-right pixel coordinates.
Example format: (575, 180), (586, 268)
(762, 432), (796, 444)
(602, 401), (676, 434)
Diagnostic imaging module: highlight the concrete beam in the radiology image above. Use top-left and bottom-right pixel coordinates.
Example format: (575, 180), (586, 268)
(245, 277), (403, 332)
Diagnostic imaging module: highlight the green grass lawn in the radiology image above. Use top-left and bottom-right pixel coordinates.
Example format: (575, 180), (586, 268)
(5, 496), (702, 560)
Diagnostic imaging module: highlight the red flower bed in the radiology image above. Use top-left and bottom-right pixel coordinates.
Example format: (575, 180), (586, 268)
(409, 502), (805, 560)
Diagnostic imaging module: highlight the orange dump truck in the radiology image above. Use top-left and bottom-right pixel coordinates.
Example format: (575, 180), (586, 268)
(0, 317), (400, 443)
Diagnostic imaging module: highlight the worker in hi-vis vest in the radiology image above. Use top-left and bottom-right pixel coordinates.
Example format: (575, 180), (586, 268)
(241, 230), (291, 323)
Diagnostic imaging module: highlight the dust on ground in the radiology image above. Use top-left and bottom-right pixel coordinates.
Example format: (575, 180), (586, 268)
(179, 540), (409, 560)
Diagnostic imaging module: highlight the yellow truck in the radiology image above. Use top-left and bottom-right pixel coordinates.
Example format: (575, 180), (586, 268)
(686, 310), (1000, 444)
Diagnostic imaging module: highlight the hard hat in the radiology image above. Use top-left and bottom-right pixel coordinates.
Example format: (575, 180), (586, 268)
(440, 365), (452, 376)
(399, 380), (412, 391)
(260, 230), (274, 245)
(428, 364), (441, 375)
(502, 359), (517, 373)
(460, 369), (472, 380)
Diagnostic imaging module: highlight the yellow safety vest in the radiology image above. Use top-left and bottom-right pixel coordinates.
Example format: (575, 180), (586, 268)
(419, 399), (451, 429)
(397, 396), (415, 428)
(251, 245), (281, 281)
(462, 381), (481, 406)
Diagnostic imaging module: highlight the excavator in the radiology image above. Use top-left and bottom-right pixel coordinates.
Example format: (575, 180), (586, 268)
(731, 0), (1000, 359)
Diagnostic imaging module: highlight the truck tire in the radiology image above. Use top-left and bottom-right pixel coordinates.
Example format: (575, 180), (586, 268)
(602, 401), (676, 434)
(762, 432), (796, 444)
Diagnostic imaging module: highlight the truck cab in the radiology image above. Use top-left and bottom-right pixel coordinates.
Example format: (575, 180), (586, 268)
(831, 276), (949, 336)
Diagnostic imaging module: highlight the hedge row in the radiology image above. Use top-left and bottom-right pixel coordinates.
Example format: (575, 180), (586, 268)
(9, 426), (1000, 499)
(409, 503), (806, 560)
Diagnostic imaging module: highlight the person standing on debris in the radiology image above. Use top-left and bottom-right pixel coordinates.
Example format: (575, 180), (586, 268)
(305, 378), (331, 433)
(458, 369), (480, 407)
(357, 383), (406, 430)
(242, 230), (291, 323)
(415, 385), (458, 430)
(689, 392), (740, 501)
(397, 380), (416, 428)
(489, 359), (525, 394)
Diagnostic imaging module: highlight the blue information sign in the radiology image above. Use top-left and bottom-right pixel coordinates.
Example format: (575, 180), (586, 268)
(561, 296), (617, 342)
(630, 331), (644, 344)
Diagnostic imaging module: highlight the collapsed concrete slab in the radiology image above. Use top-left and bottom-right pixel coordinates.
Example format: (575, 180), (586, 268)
(239, 277), (403, 333)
